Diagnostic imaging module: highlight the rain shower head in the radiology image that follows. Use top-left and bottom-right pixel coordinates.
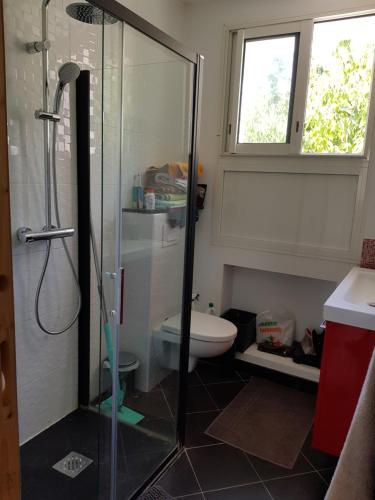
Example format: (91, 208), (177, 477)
(66, 3), (118, 25)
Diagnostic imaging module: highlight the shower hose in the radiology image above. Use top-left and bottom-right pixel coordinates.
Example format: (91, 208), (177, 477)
(34, 119), (81, 335)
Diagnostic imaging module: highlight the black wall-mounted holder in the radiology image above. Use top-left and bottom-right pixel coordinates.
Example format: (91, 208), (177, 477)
(76, 70), (91, 407)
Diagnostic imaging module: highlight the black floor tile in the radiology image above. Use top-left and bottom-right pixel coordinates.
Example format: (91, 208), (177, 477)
(187, 444), (258, 491)
(196, 361), (242, 384)
(125, 387), (172, 420)
(302, 433), (338, 470)
(265, 472), (328, 500)
(21, 407), (178, 500)
(21, 460), (100, 500)
(248, 453), (313, 481)
(205, 381), (245, 409)
(177, 495), (204, 500)
(185, 411), (220, 448)
(118, 415), (176, 457)
(117, 449), (174, 499)
(318, 468), (335, 484)
(205, 483), (270, 499)
(236, 367), (253, 381)
(20, 409), (102, 500)
(157, 452), (201, 497)
(160, 370), (202, 392)
(185, 385), (217, 413)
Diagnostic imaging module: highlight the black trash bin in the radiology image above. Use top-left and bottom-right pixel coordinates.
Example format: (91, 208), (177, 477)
(221, 309), (257, 353)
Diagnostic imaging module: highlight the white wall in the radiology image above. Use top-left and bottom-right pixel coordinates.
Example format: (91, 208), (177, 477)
(5, 0), (186, 444)
(183, 0), (375, 317)
(120, 0), (184, 40)
(230, 267), (336, 340)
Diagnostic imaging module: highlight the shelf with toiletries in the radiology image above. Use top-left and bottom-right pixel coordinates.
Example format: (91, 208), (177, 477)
(127, 161), (205, 220)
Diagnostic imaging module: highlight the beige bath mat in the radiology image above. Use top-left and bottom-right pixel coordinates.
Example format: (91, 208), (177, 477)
(205, 377), (315, 469)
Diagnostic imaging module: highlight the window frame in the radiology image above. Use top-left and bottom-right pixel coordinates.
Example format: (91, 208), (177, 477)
(224, 15), (375, 158)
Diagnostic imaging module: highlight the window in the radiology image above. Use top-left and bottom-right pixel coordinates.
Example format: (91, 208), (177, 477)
(238, 34), (298, 144)
(226, 15), (375, 156)
(303, 16), (375, 154)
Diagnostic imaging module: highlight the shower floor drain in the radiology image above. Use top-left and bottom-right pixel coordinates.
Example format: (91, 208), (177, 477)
(138, 485), (173, 500)
(52, 452), (93, 478)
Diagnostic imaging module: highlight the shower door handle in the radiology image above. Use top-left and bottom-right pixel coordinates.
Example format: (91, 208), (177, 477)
(119, 267), (125, 325)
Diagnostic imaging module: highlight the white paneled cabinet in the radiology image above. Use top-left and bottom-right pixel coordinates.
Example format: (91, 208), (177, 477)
(213, 156), (367, 265)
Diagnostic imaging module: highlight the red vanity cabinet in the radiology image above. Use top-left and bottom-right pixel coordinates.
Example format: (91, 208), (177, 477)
(312, 321), (375, 456)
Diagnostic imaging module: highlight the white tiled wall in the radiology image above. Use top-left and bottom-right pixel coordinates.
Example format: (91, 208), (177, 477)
(4, 0), (104, 444)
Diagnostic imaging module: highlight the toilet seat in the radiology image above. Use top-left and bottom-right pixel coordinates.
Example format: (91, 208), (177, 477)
(162, 311), (237, 343)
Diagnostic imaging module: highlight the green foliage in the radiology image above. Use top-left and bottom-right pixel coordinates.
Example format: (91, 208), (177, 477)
(241, 56), (291, 143)
(240, 38), (373, 152)
(302, 39), (373, 154)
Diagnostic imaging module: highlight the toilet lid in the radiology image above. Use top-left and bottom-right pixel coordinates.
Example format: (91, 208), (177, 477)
(162, 311), (237, 343)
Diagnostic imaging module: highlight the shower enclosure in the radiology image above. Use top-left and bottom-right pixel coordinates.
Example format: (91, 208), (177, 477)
(98, 3), (202, 498)
(4, 0), (202, 499)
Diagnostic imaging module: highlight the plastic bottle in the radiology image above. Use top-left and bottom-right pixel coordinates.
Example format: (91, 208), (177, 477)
(132, 174), (144, 209)
(144, 187), (156, 210)
(206, 302), (216, 315)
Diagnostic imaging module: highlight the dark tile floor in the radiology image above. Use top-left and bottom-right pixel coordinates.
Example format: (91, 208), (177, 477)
(20, 361), (337, 500)
(20, 380), (178, 500)
(157, 361), (338, 500)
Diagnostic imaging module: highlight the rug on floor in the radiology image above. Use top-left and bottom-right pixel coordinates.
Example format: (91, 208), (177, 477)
(205, 377), (316, 469)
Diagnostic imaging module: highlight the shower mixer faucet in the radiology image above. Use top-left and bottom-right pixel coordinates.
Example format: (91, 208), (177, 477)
(17, 227), (75, 244)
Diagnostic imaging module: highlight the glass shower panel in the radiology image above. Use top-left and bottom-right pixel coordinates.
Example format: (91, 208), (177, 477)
(96, 13), (124, 500)
(113, 22), (194, 499)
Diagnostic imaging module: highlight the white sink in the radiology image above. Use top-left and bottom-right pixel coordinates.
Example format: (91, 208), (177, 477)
(324, 266), (375, 330)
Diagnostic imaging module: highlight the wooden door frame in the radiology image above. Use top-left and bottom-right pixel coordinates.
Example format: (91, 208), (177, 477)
(0, 0), (21, 498)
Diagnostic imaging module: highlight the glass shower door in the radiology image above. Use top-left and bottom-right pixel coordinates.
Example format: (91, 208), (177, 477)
(101, 13), (196, 500)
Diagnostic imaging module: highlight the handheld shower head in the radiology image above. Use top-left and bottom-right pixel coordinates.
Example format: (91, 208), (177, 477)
(58, 62), (81, 86)
(53, 62), (81, 113)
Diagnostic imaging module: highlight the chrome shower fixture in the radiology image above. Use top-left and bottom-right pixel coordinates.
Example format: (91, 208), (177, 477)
(58, 62), (82, 87)
(66, 2), (118, 24)
(19, 61), (81, 244)
(18, 0), (82, 335)
(34, 63), (81, 124)
(26, 39), (51, 54)
(53, 62), (81, 113)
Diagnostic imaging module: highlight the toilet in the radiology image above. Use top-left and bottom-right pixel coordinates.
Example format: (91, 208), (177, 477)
(155, 311), (237, 372)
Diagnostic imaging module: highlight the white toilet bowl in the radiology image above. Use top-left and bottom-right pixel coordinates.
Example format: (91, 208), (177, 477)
(155, 311), (237, 372)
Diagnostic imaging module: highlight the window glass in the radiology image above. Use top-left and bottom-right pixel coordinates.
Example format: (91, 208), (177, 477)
(302, 16), (375, 154)
(238, 34), (298, 144)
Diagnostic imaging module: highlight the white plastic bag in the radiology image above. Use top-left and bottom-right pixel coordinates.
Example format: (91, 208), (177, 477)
(256, 309), (295, 347)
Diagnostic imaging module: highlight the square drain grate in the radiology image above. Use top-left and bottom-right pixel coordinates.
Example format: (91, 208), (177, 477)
(52, 451), (93, 478)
